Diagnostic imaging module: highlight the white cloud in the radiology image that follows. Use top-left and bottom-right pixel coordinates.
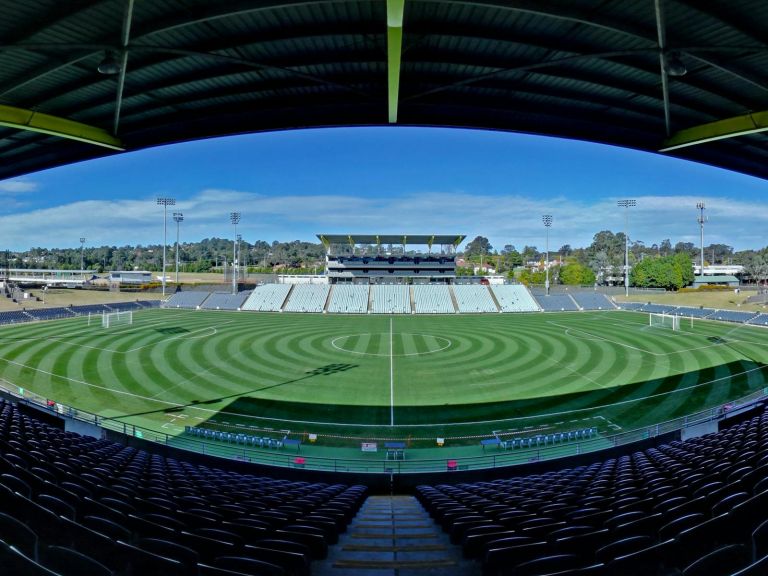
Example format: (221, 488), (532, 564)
(0, 189), (766, 252)
(0, 180), (38, 195)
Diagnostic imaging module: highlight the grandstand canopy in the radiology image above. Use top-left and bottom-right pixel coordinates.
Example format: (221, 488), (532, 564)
(2, 1), (768, 180)
(318, 234), (465, 249)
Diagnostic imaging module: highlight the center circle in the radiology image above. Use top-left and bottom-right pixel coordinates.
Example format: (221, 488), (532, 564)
(331, 332), (452, 357)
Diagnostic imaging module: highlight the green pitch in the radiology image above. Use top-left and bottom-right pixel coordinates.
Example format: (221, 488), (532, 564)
(0, 309), (766, 443)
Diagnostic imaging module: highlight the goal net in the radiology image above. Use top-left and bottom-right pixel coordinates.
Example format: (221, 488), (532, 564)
(649, 312), (680, 331)
(102, 310), (133, 328)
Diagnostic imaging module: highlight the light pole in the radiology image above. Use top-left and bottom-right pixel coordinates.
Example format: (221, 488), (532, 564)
(697, 201), (707, 276)
(542, 215), (552, 295)
(617, 199), (636, 297)
(236, 234), (242, 280)
(79, 237), (86, 279)
(173, 212), (184, 285)
(230, 212), (241, 295)
(157, 197), (176, 296)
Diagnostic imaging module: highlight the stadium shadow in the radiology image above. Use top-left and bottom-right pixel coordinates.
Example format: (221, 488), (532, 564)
(111, 363), (359, 419)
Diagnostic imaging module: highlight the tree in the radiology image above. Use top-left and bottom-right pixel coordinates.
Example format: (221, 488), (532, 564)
(589, 250), (609, 284)
(660, 239), (672, 256)
(630, 253), (691, 290)
(464, 236), (492, 257)
(521, 245), (538, 263)
(744, 254), (768, 287)
(559, 244), (572, 257)
(560, 262), (596, 285)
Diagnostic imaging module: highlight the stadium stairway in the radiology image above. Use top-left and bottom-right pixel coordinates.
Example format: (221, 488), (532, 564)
(315, 495), (480, 576)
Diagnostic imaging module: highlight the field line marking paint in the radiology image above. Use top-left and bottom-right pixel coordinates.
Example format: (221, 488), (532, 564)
(0, 315), (193, 351)
(165, 359), (768, 428)
(122, 323), (229, 353)
(148, 329), (252, 400)
(546, 354), (612, 390)
(547, 321), (733, 357)
(390, 317), (394, 427)
(330, 333), (451, 357)
(0, 357), (182, 407)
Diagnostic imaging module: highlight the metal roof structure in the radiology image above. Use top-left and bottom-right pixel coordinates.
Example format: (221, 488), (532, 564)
(2, 1), (768, 180)
(318, 234), (465, 247)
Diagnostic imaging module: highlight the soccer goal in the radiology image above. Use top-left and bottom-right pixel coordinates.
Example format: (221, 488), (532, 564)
(649, 312), (680, 331)
(102, 310), (133, 328)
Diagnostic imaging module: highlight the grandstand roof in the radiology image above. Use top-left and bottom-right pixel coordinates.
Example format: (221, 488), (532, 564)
(318, 234), (465, 248)
(2, 1), (768, 179)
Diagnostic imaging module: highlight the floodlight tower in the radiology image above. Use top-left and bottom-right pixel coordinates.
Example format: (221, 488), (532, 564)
(697, 201), (707, 275)
(173, 212), (184, 285)
(542, 215), (553, 295)
(79, 237), (86, 279)
(236, 234), (242, 280)
(156, 197), (176, 296)
(230, 212), (241, 295)
(617, 199), (636, 297)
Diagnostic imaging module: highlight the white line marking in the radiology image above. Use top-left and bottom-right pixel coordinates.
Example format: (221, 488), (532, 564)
(547, 321), (732, 357)
(390, 317), (394, 427)
(0, 357), (181, 406)
(330, 333), (452, 357)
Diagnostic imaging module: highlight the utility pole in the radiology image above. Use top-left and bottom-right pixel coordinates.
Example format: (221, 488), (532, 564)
(697, 201), (707, 275)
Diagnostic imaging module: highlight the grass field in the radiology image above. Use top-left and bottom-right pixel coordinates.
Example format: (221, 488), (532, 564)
(0, 309), (767, 447)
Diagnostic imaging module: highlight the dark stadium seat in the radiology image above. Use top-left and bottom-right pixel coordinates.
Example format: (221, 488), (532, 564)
(732, 553), (768, 576)
(0, 539), (58, 576)
(42, 545), (113, 576)
(682, 543), (750, 576)
(0, 511), (39, 561)
(213, 555), (287, 576)
(138, 538), (200, 573)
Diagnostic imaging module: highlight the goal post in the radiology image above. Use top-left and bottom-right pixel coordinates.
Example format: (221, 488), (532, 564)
(102, 310), (133, 328)
(649, 312), (680, 331)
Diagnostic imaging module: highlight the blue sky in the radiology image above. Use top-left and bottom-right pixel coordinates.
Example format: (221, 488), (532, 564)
(0, 126), (766, 252)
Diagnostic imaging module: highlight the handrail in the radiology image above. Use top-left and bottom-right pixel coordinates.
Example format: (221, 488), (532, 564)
(3, 379), (763, 475)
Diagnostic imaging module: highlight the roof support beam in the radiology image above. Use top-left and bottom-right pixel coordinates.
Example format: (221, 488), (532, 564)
(654, 0), (672, 137)
(0, 104), (123, 150)
(660, 110), (768, 152)
(113, 0), (135, 135)
(387, 0), (405, 123)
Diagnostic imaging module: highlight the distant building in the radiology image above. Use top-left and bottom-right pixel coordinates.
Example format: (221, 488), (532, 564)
(108, 271), (152, 285)
(692, 275), (739, 288)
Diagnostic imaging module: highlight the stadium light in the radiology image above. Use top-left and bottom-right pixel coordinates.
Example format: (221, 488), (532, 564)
(157, 197), (176, 297)
(542, 215), (552, 295)
(79, 237), (86, 280)
(230, 212), (241, 295)
(617, 199), (636, 297)
(173, 212), (184, 285)
(697, 202), (707, 276)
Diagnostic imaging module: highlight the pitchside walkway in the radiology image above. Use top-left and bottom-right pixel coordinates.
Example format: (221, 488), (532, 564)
(316, 495), (480, 576)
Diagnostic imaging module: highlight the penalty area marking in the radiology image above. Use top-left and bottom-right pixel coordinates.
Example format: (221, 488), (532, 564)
(331, 332), (452, 357)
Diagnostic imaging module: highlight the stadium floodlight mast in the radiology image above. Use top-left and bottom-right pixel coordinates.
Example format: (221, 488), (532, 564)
(617, 199), (636, 297)
(230, 212), (241, 295)
(79, 237), (86, 279)
(542, 215), (553, 295)
(697, 201), (707, 275)
(156, 197), (176, 297)
(173, 212), (184, 285)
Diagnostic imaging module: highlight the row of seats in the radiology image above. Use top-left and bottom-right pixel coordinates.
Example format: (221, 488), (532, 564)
(493, 285), (541, 312)
(0, 400), (367, 575)
(241, 285), (292, 312)
(619, 302), (763, 325)
(185, 427), (288, 449)
(453, 285), (498, 313)
(200, 292), (251, 311)
(532, 292), (580, 312)
(418, 407), (768, 575)
(282, 285), (330, 313)
(499, 428), (599, 450)
(370, 285), (410, 314)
